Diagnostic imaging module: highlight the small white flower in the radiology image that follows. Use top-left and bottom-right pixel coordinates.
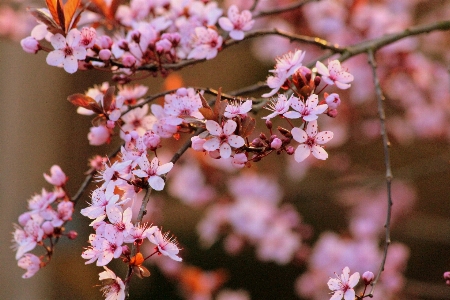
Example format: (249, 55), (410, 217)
(218, 5), (255, 40)
(316, 60), (354, 89)
(203, 120), (245, 159)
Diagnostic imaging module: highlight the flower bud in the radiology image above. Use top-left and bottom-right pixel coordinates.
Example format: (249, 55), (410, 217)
(362, 271), (375, 285)
(259, 133), (267, 140)
(251, 138), (263, 147)
(285, 146), (295, 155)
(327, 109), (338, 118)
(21, 36), (40, 54)
(122, 245), (131, 256)
(326, 93), (341, 109)
(67, 230), (78, 240)
(444, 272), (450, 286)
(99, 49), (111, 61)
(122, 54), (136, 67)
(265, 119), (273, 129)
(271, 138), (282, 150)
(42, 221), (54, 235)
(106, 120), (115, 129)
(314, 75), (321, 87)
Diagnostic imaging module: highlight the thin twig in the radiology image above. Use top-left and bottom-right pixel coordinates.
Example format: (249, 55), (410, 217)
(367, 49), (393, 297)
(70, 144), (122, 204)
(252, 0), (320, 18)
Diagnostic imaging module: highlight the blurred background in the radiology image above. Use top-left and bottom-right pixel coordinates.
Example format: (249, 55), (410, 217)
(1, 0), (450, 299)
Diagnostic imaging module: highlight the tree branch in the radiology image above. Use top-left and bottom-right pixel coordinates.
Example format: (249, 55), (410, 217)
(367, 49), (393, 297)
(252, 0), (320, 18)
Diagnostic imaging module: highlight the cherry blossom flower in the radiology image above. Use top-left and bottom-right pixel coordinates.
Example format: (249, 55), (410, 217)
(261, 70), (288, 98)
(148, 229), (182, 261)
(132, 155), (173, 191)
(17, 253), (41, 278)
(188, 27), (223, 60)
(121, 105), (155, 136)
(262, 94), (294, 120)
(224, 99), (253, 118)
(274, 49), (305, 77)
(218, 5), (255, 40)
(13, 217), (44, 259)
(99, 266), (125, 300)
(79, 27), (97, 48)
(287, 94), (328, 121)
(316, 60), (354, 89)
(124, 223), (157, 244)
(46, 29), (87, 74)
(43, 165), (67, 187)
(88, 125), (111, 146)
(203, 120), (245, 159)
(291, 120), (333, 162)
(326, 93), (341, 109)
(327, 266), (360, 300)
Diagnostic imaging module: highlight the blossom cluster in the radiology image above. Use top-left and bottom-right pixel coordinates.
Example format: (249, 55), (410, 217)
(20, 2), (255, 76)
(12, 165), (73, 278)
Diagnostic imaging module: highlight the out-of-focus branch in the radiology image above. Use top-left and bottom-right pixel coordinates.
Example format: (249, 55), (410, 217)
(225, 28), (343, 52)
(367, 49), (393, 297)
(252, 0), (320, 18)
(339, 20), (450, 62)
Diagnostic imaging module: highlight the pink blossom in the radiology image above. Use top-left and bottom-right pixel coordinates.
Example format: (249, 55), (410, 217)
(291, 120), (333, 162)
(262, 94), (293, 120)
(326, 93), (341, 109)
(261, 70), (288, 98)
(88, 125), (111, 146)
(316, 60), (354, 89)
(133, 155), (173, 191)
(79, 27), (97, 48)
(124, 222), (157, 244)
(98, 266), (125, 300)
(13, 218), (44, 259)
(327, 266), (360, 300)
(203, 120), (245, 159)
(20, 36), (40, 54)
(231, 153), (248, 168)
(188, 27), (223, 60)
(148, 229), (182, 261)
(17, 253), (41, 278)
(287, 94), (328, 121)
(43, 165), (67, 187)
(274, 49), (306, 77)
(218, 5), (255, 40)
(46, 29), (87, 73)
(224, 99), (253, 118)
(121, 104), (155, 136)
(191, 136), (207, 151)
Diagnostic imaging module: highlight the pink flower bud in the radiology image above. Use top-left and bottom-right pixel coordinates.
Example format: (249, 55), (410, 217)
(362, 271), (375, 285)
(98, 35), (113, 49)
(106, 120), (115, 128)
(88, 125), (110, 146)
(327, 109), (338, 118)
(271, 138), (282, 150)
(286, 146), (295, 155)
(326, 93), (341, 109)
(122, 54), (136, 67)
(44, 165), (67, 187)
(99, 49), (111, 61)
(67, 230), (78, 240)
(265, 119), (273, 129)
(41, 221), (54, 235)
(232, 153), (248, 168)
(122, 245), (131, 256)
(20, 36), (40, 54)
(444, 272), (450, 286)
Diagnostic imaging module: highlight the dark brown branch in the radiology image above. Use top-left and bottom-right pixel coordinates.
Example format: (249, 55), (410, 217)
(252, 0), (320, 18)
(367, 49), (393, 297)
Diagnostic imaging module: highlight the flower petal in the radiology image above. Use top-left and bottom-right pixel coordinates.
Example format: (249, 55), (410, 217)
(228, 135), (245, 148)
(291, 127), (307, 143)
(206, 120), (222, 136)
(219, 143), (232, 158)
(223, 120), (237, 135)
(203, 137), (220, 151)
(149, 175), (165, 191)
(315, 131), (333, 144)
(311, 145), (328, 160)
(295, 144), (310, 162)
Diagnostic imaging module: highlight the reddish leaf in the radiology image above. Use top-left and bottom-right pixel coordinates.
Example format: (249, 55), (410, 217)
(56, 0), (66, 33)
(45, 0), (60, 26)
(28, 8), (64, 35)
(213, 88), (228, 122)
(63, 0), (81, 31)
(68, 93), (103, 114)
(199, 93), (214, 120)
(240, 117), (256, 138)
(102, 86), (116, 112)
